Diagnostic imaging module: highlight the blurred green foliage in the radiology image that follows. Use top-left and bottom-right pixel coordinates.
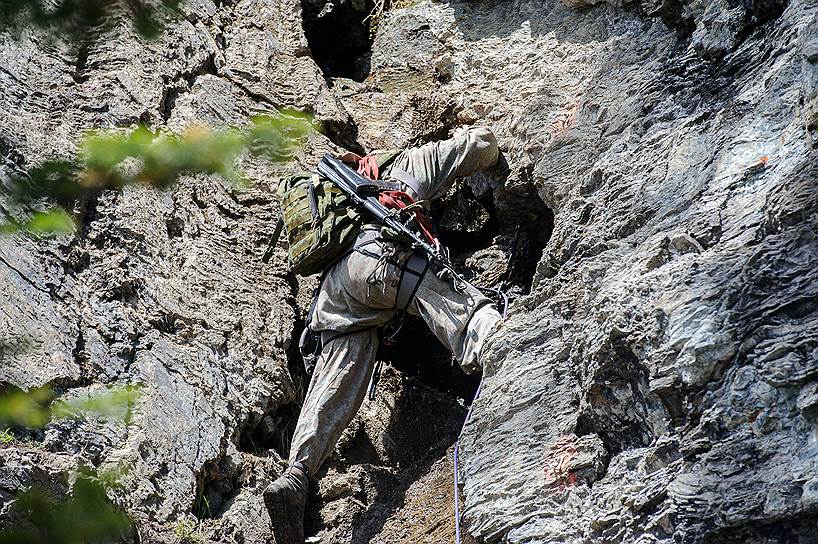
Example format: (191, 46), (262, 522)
(52, 384), (142, 424)
(246, 112), (317, 163)
(2, 110), (318, 235)
(0, 384), (142, 428)
(0, 385), (143, 542)
(0, 467), (133, 544)
(0, 386), (53, 428)
(0, 210), (77, 236)
(82, 125), (245, 188)
(0, 0), (181, 40)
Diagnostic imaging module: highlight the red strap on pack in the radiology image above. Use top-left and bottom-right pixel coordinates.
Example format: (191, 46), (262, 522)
(355, 154), (438, 246)
(378, 190), (438, 246)
(357, 154), (380, 181)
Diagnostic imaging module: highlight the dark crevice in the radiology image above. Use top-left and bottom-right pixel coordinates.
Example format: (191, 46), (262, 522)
(193, 455), (240, 520)
(378, 321), (481, 403)
(166, 215), (184, 238)
(70, 326), (91, 383)
(237, 275), (310, 458)
(575, 343), (656, 458)
(322, 118), (365, 156)
(446, 184), (553, 295)
(159, 86), (182, 123)
(159, 54), (220, 123)
(300, 0), (376, 81)
(72, 40), (92, 84)
(77, 190), (101, 239)
(0, 136), (28, 174)
(237, 404), (302, 459)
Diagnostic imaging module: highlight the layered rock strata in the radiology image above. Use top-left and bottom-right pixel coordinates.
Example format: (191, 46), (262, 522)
(1, 0), (817, 542)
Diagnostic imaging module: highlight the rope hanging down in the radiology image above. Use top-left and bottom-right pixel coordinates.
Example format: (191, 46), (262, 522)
(452, 289), (507, 541)
(454, 379), (483, 544)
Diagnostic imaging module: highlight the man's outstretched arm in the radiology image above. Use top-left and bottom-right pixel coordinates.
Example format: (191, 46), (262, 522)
(387, 126), (499, 202)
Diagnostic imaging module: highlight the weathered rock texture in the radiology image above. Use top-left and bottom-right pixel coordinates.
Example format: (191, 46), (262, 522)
(436, 1), (818, 543)
(0, 2), (327, 540)
(2, 0), (818, 542)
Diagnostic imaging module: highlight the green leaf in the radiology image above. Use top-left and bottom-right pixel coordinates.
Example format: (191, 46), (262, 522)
(0, 386), (53, 428)
(25, 210), (76, 235)
(51, 384), (143, 423)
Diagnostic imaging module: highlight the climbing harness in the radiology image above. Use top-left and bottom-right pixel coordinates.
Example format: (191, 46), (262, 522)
(357, 232), (431, 401)
(395, 252), (431, 313)
(378, 190), (438, 247)
(380, 250), (430, 347)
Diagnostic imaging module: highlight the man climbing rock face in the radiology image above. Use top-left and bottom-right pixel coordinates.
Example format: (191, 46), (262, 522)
(265, 126), (503, 543)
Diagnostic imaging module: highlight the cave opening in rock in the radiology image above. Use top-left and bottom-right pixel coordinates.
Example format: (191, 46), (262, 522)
(381, 176), (555, 402)
(237, 404), (302, 459)
(300, 0), (375, 81)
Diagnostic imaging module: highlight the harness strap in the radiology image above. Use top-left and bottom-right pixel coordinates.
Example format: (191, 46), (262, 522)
(320, 326), (378, 346)
(368, 360), (383, 401)
(378, 190), (438, 246)
(395, 252), (429, 311)
(355, 149), (402, 182)
(309, 230), (431, 361)
(387, 166), (424, 199)
(357, 154), (381, 181)
(299, 265), (331, 374)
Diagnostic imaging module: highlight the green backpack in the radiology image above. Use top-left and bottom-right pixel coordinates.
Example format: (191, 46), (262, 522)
(277, 150), (401, 276)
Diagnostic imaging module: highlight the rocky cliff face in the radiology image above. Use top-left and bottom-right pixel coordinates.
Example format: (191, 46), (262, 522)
(1, 0), (817, 542)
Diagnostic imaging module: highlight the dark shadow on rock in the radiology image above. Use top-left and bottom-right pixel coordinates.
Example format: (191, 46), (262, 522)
(300, 0), (375, 81)
(347, 374), (466, 543)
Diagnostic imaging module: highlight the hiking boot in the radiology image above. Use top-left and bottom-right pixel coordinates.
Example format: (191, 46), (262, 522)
(264, 462), (309, 544)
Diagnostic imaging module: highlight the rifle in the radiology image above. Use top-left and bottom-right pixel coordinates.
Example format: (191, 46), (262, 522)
(316, 154), (465, 289)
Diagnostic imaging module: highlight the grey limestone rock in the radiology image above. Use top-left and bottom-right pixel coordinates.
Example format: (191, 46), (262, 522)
(2, 0), (818, 542)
